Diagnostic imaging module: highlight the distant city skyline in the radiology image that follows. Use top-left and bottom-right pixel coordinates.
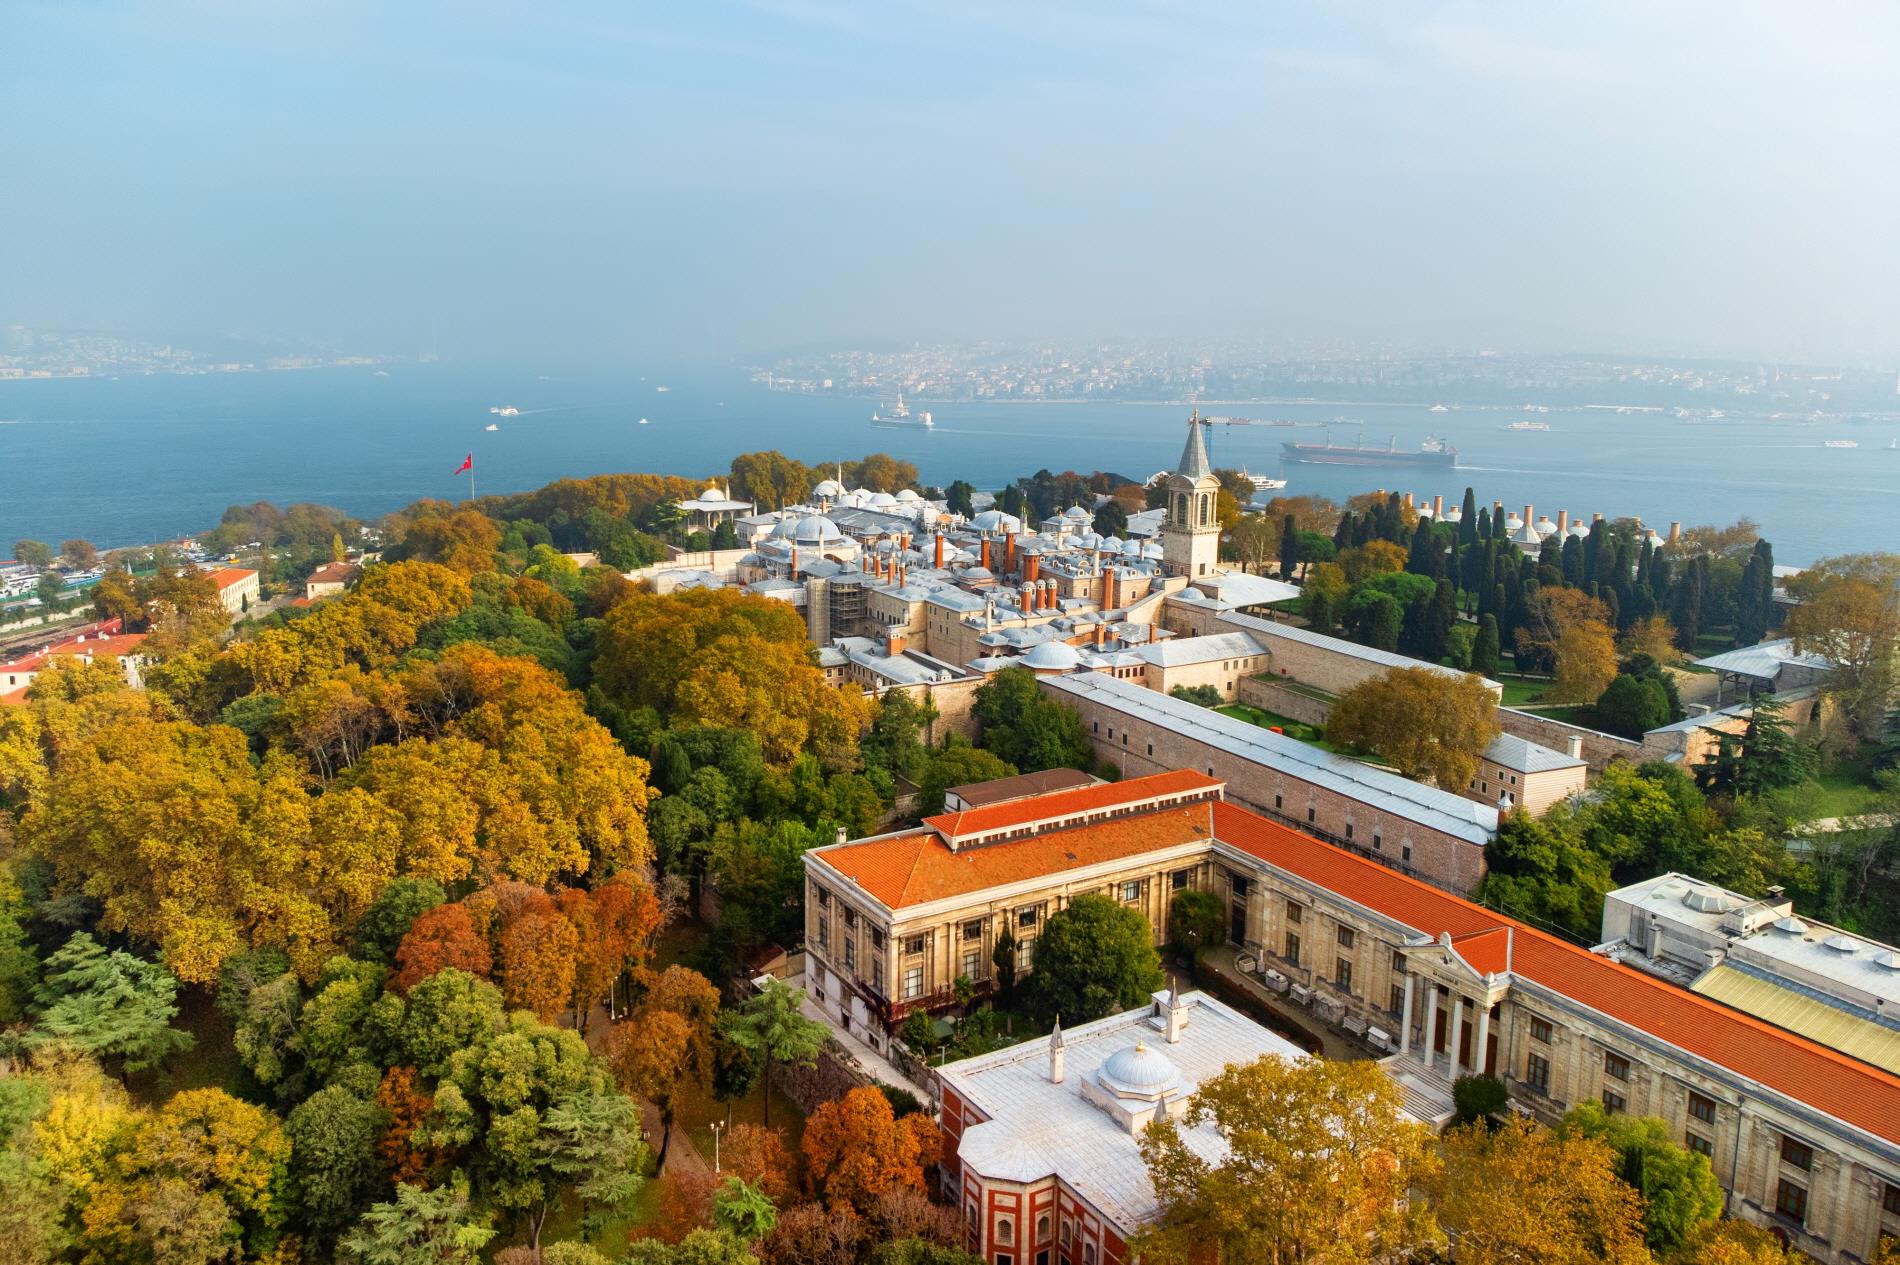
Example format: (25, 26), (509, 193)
(4, 3), (1897, 365)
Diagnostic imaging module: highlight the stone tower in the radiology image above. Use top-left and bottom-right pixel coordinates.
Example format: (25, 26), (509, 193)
(1159, 410), (1221, 578)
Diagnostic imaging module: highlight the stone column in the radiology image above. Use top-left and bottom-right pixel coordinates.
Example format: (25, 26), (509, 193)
(1475, 1000), (1492, 1078)
(1400, 974), (1416, 1056)
(1424, 985), (1440, 1068)
(1450, 996), (1467, 1076)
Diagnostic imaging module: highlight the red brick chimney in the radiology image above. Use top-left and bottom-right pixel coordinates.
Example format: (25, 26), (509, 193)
(1004, 533), (1017, 576)
(934, 533), (945, 569)
(1024, 552), (1041, 584)
(790, 547), (799, 577)
(980, 538), (992, 571)
(886, 629), (908, 656)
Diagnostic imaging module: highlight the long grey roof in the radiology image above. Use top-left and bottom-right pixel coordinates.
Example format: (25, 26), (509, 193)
(1219, 612), (1501, 690)
(1693, 638), (1830, 680)
(1175, 414), (1212, 481)
(1137, 630), (1265, 668)
(1044, 673), (1498, 845)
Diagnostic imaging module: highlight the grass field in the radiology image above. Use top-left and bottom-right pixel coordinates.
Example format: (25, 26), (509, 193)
(1217, 703), (1334, 749)
(1494, 672), (1555, 707)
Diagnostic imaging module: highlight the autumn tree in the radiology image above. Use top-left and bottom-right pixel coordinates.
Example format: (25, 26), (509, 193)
(376, 1066), (447, 1185)
(608, 1008), (694, 1164)
(59, 539), (98, 569)
(496, 904), (581, 1021)
(722, 1124), (794, 1203)
(1561, 1100), (1723, 1256)
(729, 452), (815, 512)
(761, 1203), (863, 1265)
(1678, 1219), (1799, 1264)
(1134, 1056), (1439, 1265)
(1784, 553), (1900, 743)
(1431, 1115), (1651, 1265)
(1327, 666), (1501, 791)
(391, 903), (492, 993)
(1519, 588), (1620, 704)
(393, 506), (502, 574)
(1620, 614), (1684, 666)
(801, 1086), (939, 1213)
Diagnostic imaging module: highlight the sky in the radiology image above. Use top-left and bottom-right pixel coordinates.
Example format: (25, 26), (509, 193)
(4, 1), (1898, 365)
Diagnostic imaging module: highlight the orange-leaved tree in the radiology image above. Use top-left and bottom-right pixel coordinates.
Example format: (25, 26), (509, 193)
(801, 1086), (939, 1213)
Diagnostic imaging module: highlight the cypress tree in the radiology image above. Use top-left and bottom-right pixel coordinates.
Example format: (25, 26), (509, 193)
(1458, 487), (1478, 548)
(1406, 518), (1438, 578)
(1670, 561), (1703, 652)
(1333, 510), (1355, 554)
(1475, 506), (1491, 540)
(1473, 613), (1501, 678)
(1279, 514), (1300, 579)
(1426, 578), (1457, 663)
(1561, 533), (1585, 587)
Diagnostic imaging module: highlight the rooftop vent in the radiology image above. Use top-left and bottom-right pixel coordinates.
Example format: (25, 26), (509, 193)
(1773, 916), (1809, 935)
(1682, 887), (1731, 914)
(1871, 950), (1900, 971)
(1822, 934), (1858, 954)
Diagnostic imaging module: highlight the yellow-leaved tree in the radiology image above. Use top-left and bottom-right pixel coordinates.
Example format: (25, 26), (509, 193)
(1133, 1056), (1441, 1265)
(1327, 665), (1502, 791)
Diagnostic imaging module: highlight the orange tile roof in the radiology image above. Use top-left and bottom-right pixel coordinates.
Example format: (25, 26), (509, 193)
(206, 566), (257, 589)
(923, 769), (1222, 840)
(1446, 927), (1513, 976)
(1209, 801), (1900, 1147)
(0, 685), (29, 707)
(1, 631), (148, 675)
(814, 802), (1217, 910)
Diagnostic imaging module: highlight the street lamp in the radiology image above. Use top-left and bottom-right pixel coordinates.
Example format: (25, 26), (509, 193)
(710, 1119), (723, 1173)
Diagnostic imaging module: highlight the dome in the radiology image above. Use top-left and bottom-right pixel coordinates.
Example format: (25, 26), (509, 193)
(1098, 1041), (1181, 1100)
(1822, 934), (1858, 954)
(970, 509), (1024, 534)
(1065, 505), (1092, 521)
(963, 566), (994, 582)
(1020, 640), (1083, 672)
(813, 478), (845, 498)
(1872, 949), (1900, 971)
(895, 488), (921, 503)
(868, 492), (898, 508)
(793, 515), (844, 544)
(702, 484), (723, 499)
(769, 517), (799, 540)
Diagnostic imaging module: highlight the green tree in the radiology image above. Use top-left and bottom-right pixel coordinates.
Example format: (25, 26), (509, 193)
(971, 668), (1090, 772)
(719, 979), (828, 1128)
(867, 1242), (983, 1265)
(538, 1089), (649, 1236)
(355, 878), (447, 964)
(711, 1176), (778, 1243)
(288, 1084), (386, 1245)
(1451, 1073), (1509, 1125)
(12, 540), (53, 569)
(945, 481), (977, 518)
(1472, 613), (1501, 678)
(623, 1229), (759, 1265)
(341, 1180), (496, 1265)
(1166, 889), (1225, 960)
(1562, 1100), (1724, 1256)
(1278, 515), (1301, 579)
(914, 742), (1017, 816)
(1093, 501), (1129, 539)
(1028, 893), (1164, 1025)
(1596, 673), (1673, 739)
(1168, 684), (1222, 707)
(991, 922), (1017, 1001)
(28, 933), (194, 1073)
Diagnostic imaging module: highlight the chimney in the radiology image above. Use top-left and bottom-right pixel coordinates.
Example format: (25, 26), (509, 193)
(1105, 567), (1117, 612)
(1593, 512), (1604, 524)
(1567, 735), (1584, 760)
(934, 533), (945, 569)
(1557, 510), (1569, 534)
(1668, 522), (1682, 544)
(1005, 533), (1017, 576)
(1433, 494), (1444, 516)
(980, 538), (992, 571)
(1165, 983), (1186, 1044)
(790, 547), (799, 577)
(835, 825), (848, 845)
(1049, 1018), (1066, 1083)
(1024, 552), (1041, 584)
(1523, 504), (1534, 529)
(887, 629), (908, 657)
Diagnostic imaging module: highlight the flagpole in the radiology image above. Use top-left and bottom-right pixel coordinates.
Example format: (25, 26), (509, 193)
(469, 463), (476, 502)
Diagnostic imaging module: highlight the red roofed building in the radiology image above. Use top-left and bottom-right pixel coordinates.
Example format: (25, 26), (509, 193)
(204, 566), (260, 615)
(303, 560), (360, 600)
(0, 618), (149, 703)
(805, 772), (1900, 1263)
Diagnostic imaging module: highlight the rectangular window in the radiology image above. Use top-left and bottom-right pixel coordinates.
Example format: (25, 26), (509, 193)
(1780, 1135), (1813, 1172)
(1775, 1179), (1808, 1225)
(1530, 1016), (1552, 1043)
(816, 888), (830, 908)
(1883, 1182), (1900, 1216)
(1391, 951), (1406, 973)
(1604, 1052), (1629, 1081)
(1120, 881), (1141, 903)
(871, 928), (886, 950)
(1372, 831), (1383, 851)
(1018, 906), (1039, 929)
(1526, 1053), (1551, 1094)
(904, 935), (926, 956)
(1686, 1133), (1712, 1158)
(1401, 843), (1413, 864)
(844, 908), (857, 929)
(843, 939), (857, 971)
(1274, 793), (1283, 810)
(1688, 1091), (1716, 1126)
(903, 967), (923, 999)
(1285, 931), (1301, 965)
(817, 915), (829, 949)
(963, 919), (982, 940)
(1390, 984), (1405, 1014)
(1336, 926), (1355, 949)
(1335, 957), (1353, 991)
(1286, 901), (1303, 924)
(961, 950), (979, 979)
(1344, 823), (1354, 840)
(1307, 806), (1316, 823)
(1171, 869), (1190, 891)
(1018, 939), (1034, 969)
(1603, 1089), (1626, 1114)
(1230, 874), (1250, 898)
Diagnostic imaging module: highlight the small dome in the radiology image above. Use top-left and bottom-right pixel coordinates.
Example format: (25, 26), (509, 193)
(1871, 949), (1900, 971)
(970, 509), (1024, 534)
(895, 488), (921, 503)
(701, 484), (724, 499)
(1020, 641), (1083, 671)
(964, 566), (994, 581)
(1098, 1041), (1181, 1100)
(1065, 505), (1091, 521)
(793, 515), (844, 543)
(1681, 887), (1730, 914)
(769, 518), (799, 540)
(868, 491), (898, 508)
(813, 478), (844, 498)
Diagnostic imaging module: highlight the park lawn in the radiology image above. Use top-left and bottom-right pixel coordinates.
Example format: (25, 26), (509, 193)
(530, 1178), (665, 1257)
(1494, 672), (1554, 707)
(676, 1072), (809, 1179)
(1217, 703), (1333, 749)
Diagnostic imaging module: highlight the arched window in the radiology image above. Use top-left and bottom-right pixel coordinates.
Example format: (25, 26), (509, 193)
(997, 1217), (1014, 1244)
(1037, 1214), (1051, 1242)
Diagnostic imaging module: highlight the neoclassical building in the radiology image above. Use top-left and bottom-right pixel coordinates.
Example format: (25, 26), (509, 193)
(803, 773), (1900, 1263)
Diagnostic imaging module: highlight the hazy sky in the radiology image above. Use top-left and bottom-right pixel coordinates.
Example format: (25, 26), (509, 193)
(5, 2), (1897, 364)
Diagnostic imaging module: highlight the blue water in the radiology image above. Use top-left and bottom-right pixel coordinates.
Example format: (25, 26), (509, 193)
(2, 365), (1896, 565)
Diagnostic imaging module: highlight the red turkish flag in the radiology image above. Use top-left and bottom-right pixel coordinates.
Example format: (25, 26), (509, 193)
(453, 453), (473, 475)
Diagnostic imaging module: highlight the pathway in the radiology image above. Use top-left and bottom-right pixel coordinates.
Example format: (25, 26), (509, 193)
(786, 972), (936, 1107)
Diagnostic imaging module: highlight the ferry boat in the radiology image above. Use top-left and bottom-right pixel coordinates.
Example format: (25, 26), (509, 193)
(1281, 435), (1457, 469)
(1504, 420), (1552, 432)
(871, 394), (933, 428)
(1823, 439), (1859, 449)
(1240, 468), (1288, 491)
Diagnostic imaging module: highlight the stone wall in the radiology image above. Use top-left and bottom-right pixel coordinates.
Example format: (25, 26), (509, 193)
(1496, 708), (1642, 773)
(769, 1044), (872, 1116)
(1238, 675), (1335, 726)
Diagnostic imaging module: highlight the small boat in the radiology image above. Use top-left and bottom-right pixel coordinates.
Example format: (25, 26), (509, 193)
(638, 417), (649, 425)
(1889, 437), (1897, 450)
(655, 386), (670, 393)
(1504, 420), (1552, 432)
(1239, 467), (1288, 490)
(1823, 439), (1858, 449)
(489, 405), (520, 417)
(484, 423), (499, 432)
(1429, 404), (1449, 413)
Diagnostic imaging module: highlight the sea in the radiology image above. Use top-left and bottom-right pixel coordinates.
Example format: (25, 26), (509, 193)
(3, 365), (1898, 566)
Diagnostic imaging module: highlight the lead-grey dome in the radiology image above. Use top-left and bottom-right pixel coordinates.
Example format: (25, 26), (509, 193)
(1098, 1041), (1181, 1100)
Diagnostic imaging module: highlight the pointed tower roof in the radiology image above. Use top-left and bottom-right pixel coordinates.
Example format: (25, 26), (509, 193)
(1175, 410), (1212, 482)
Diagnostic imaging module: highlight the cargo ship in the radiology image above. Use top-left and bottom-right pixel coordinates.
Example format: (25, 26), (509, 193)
(1281, 435), (1457, 469)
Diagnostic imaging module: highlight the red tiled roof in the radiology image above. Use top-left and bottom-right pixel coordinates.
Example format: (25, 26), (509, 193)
(0, 685), (29, 707)
(1447, 927), (1513, 976)
(307, 561), (359, 583)
(814, 802), (1216, 910)
(1, 631), (148, 675)
(923, 769), (1222, 840)
(206, 567), (257, 589)
(1210, 801), (1900, 1146)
